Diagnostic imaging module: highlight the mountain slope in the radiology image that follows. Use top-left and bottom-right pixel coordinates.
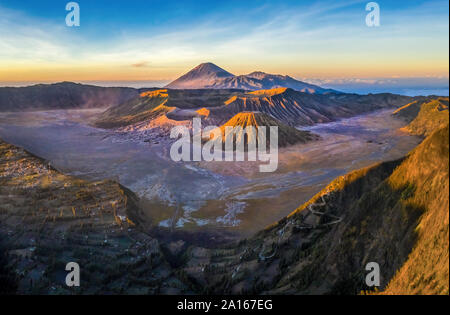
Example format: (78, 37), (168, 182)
(208, 111), (319, 148)
(165, 63), (336, 94)
(380, 124), (449, 294)
(0, 138), (189, 294)
(0, 82), (138, 112)
(94, 89), (241, 128)
(398, 97), (449, 137)
(209, 88), (413, 126)
(207, 72), (337, 94)
(165, 63), (235, 89)
(96, 87), (413, 129)
(181, 122), (449, 295)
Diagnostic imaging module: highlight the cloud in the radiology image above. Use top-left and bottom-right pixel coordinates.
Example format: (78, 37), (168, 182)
(131, 61), (150, 68)
(0, 0), (448, 80)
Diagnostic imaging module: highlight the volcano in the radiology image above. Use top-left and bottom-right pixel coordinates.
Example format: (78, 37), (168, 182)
(165, 63), (337, 94)
(165, 62), (235, 89)
(207, 111), (319, 148)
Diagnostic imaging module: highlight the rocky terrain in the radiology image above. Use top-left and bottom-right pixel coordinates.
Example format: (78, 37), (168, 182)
(0, 79), (447, 295)
(0, 139), (194, 294)
(94, 87), (414, 134)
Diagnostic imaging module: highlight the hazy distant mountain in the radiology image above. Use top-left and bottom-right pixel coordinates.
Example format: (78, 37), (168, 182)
(165, 63), (337, 94)
(0, 82), (138, 112)
(165, 63), (235, 89)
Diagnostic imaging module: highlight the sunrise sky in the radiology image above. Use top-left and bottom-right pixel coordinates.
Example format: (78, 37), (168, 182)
(0, 0), (448, 85)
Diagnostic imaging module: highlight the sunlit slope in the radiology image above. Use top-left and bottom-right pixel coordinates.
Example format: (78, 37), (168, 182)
(210, 88), (413, 126)
(95, 87), (413, 129)
(401, 97), (449, 136)
(94, 88), (241, 128)
(380, 124), (449, 294)
(210, 111), (319, 148)
(95, 90), (173, 128)
(186, 122), (449, 294)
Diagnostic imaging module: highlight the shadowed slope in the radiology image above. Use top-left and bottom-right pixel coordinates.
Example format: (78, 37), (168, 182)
(95, 89), (174, 128)
(399, 97), (449, 136)
(95, 87), (413, 130)
(0, 82), (138, 112)
(210, 88), (413, 126)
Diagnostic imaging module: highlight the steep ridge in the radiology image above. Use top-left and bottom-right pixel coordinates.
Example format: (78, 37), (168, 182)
(94, 88), (243, 128)
(0, 82), (138, 112)
(380, 124), (449, 294)
(166, 63), (235, 89)
(165, 63), (335, 94)
(397, 97), (449, 137)
(95, 87), (413, 129)
(209, 88), (413, 126)
(95, 90), (173, 128)
(180, 105), (449, 295)
(206, 111), (319, 148)
(393, 97), (431, 121)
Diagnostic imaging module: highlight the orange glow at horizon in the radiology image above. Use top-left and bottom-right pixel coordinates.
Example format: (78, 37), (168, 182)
(0, 58), (448, 82)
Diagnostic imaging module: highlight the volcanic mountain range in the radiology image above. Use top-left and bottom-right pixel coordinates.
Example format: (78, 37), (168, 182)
(0, 62), (424, 149)
(2, 94), (447, 294)
(94, 86), (412, 131)
(0, 63), (448, 295)
(180, 98), (449, 295)
(165, 62), (337, 93)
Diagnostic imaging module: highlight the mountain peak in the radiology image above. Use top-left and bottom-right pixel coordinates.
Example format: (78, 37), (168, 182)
(246, 71), (268, 79)
(214, 111), (319, 148)
(166, 62), (337, 94)
(165, 63), (234, 89)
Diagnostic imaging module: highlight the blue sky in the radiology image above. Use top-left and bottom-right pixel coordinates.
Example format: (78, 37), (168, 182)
(0, 0), (448, 88)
